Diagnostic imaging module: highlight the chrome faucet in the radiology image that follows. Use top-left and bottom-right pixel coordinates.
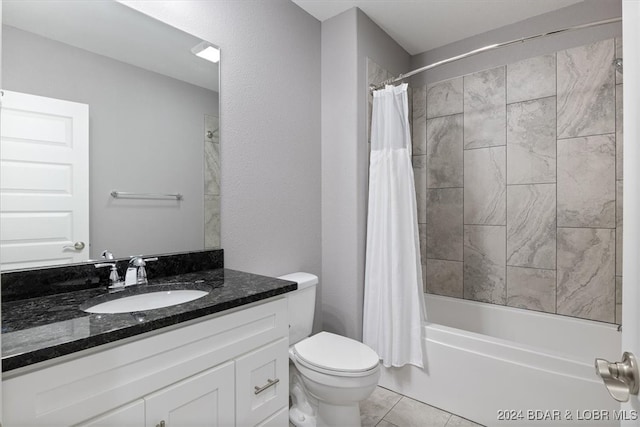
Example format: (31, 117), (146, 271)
(125, 256), (158, 286)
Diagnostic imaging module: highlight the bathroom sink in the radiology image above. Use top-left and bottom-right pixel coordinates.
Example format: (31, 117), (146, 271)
(81, 283), (211, 314)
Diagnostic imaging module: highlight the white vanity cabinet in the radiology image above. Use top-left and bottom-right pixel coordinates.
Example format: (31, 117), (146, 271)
(3, 298), (290, 427)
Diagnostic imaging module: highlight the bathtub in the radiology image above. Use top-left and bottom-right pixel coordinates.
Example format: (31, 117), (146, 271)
(378, 294), (623, 426)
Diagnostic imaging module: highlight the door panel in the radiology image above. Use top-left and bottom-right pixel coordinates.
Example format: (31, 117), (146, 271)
(0, 90), (89, 269)
(622, 1), (640, 422)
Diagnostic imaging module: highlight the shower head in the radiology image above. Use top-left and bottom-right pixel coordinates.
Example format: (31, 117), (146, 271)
(614, 58), (623, 74)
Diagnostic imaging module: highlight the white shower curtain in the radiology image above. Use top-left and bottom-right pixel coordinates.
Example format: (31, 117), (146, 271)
(363, 83), (426, 368)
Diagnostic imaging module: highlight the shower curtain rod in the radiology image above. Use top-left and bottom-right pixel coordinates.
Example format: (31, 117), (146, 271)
(369, 17), (622, 91)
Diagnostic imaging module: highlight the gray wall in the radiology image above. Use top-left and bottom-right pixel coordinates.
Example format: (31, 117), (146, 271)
(121, 1), (323, 330)
(411, 0), (621, 86)
(2, 25), (218, 259)
(321, 8), (410, 339)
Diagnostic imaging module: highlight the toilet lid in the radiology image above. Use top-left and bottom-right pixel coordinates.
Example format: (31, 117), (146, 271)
(293, 332), (380, 373)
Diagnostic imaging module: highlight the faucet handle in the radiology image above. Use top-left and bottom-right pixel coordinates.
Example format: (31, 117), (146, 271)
(95, 262), (123, 289)
(101, 250), (115, 260)
(129, 256), (158, 267)
(95, 262), (116, 269)
(127, 256), (158, 286)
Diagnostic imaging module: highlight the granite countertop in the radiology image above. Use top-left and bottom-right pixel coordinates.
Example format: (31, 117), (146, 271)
(1, 268), (297, 372)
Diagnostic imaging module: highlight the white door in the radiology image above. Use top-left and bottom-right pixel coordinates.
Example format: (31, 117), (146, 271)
(144, 361), (235, 427)
(620, 1), (640, 422)
(0, 90), (89, 269)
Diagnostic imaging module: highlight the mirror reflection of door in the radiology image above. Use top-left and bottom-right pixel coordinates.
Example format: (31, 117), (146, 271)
(0, 90), (89, 270)
(1, 1), (220, 268)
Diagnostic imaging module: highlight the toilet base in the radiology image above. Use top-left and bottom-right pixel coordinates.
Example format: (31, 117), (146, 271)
(317, 401), (362, 427)
(290, 400), (362, 427)
(290, 363), (318, 427)
(289, 357), (378, 427)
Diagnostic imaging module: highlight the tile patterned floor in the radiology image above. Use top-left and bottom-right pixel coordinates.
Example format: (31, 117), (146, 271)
(289, 385), (483, 427)
(360, 386), (484, 427)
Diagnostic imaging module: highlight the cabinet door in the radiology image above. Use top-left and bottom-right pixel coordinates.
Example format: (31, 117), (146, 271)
(145, 361), (234, 427)
(75, 400), (145, 427)
(236, 338), (289, 426)
(255, 407), (289, 427)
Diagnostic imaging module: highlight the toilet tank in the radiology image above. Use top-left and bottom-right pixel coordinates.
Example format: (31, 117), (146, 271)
(278, 272), (318, 345)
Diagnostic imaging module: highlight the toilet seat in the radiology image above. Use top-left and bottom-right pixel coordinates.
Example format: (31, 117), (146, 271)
(292, 332), (380, 377)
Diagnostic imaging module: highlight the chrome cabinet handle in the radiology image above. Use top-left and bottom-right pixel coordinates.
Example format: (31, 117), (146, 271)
(595, 352), (639, 402)
(254, 378), (279, 395)
(63, 241), (85, 250)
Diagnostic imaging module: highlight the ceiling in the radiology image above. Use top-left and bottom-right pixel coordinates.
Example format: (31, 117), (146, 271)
(292, 0), (584, 55)
(3, 0), (219, 92)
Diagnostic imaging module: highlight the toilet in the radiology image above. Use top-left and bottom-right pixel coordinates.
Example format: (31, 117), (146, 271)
(279, 272), (380, 427)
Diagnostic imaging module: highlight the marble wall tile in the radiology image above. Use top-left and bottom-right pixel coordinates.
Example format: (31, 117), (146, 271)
(463, 66), (506, 149)
(557, 39), (615, 139)
(615, 37), (623, 85)
(557, 134), (615, 228)
(616, 277), (622, 304)
(413, 155), (427, 224)
(616, 276), (622, 324)
(617, 180), (623, 276)
(426, 259), (463, 298)
(427, 114), (463, 188)
(204, 195), (221, 249)
(464, 146), (506, 225)
(506, 97), (556, 184)
(205, 114), (219, 144)
(427, 188), (463, 261)
(464, 225), (506, 304)
(506, 267), (556, 313)
(367, 58), (390, 143)
(419, 223), (427, 266)
(557, 228), (615, 322)
(422, 262), (427, 293)
(427, 77), (463, 118)
(204, 140), (220, 196)
(368, 58), (389, 87)
(204, 114), (220, 197)
(616, 84), (623, 180)
(506, 54), (556, 104)
(413, 86), (427, 155)
(507, 184), (556, 269)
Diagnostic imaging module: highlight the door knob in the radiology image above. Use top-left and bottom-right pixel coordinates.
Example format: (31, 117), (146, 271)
(63, 241), (85, 250)
(595, 352), (639, 402)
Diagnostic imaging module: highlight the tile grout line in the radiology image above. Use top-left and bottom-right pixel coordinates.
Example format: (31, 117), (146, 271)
(462, 74), (466, 300)
(504, 65), (508, 306)
(506, 93), (557, 106)
(377, 394), (406, 426)
(554, 52), (559, 316)
(557, 131), (616, 141)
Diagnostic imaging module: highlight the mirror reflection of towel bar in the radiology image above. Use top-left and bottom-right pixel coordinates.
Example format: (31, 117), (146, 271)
(110, 190), (183, 201)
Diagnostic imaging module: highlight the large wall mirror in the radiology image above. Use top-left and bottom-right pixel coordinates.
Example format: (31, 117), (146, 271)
(0, 0), (221, 271)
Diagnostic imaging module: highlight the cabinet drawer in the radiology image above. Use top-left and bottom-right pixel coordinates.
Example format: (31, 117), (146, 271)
(236, 338), (289, 426)
(255, 406), (289, 427)
(75, 400), (145, 427)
